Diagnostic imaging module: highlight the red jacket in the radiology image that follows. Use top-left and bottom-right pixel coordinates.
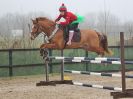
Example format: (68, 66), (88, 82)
(55, 12), (77, 26)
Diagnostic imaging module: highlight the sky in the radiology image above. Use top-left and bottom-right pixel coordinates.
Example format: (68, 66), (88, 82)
(0, 0), (133, 22)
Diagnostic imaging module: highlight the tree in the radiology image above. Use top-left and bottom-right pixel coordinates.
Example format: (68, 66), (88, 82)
(0, 12), (50, 49)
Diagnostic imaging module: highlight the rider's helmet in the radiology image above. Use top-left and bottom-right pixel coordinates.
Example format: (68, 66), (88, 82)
(59, 3), (67, 12)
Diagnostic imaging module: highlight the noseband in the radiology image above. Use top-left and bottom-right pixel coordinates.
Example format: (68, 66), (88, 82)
(31, 24), (42, 37)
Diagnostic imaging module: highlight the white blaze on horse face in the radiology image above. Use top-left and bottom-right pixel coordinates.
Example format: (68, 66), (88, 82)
(30, 25), (35, 40)
(31, 25), (34, 32)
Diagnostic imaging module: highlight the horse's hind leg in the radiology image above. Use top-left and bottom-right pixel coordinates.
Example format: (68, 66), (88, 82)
(83, 45), (105, 57)
(96, 51), (104, 57)
(93, 47), (105, 57)
(94, 47), (105, 57)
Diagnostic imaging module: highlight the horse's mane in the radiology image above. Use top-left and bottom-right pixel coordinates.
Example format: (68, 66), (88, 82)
(36, 17), (54, 24)
(36, 17), (48, 21)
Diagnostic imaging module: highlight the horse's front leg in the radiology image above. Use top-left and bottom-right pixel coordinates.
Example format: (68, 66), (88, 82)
(40, 43), (58, 58)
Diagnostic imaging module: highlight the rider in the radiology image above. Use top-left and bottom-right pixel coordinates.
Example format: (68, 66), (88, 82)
(55, 3), (79, 45)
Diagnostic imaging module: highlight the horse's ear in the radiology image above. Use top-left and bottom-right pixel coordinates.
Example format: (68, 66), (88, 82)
(31, 19), (37, 24)
(36, 18), (39, 22)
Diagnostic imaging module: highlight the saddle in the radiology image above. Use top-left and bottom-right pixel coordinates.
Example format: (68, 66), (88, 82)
(72, 28), (81, 42)
(63, 26), (81, 42)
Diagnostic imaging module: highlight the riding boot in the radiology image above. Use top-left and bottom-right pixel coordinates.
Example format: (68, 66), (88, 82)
(67, 30), (74, 45)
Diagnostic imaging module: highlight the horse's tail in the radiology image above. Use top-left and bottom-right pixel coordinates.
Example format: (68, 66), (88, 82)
(100, 34), (113, 56)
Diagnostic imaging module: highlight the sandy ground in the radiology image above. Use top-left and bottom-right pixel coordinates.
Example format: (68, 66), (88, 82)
(0, 72), (133, 99)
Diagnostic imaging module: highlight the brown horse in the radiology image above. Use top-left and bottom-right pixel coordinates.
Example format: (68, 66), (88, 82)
(30, 17), (112, 57)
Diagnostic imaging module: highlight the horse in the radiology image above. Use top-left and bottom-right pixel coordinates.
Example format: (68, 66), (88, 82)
(30, 17), (112, 58)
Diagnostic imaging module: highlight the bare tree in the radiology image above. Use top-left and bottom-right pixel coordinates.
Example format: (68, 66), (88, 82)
(0, 12), (50, 49)
(122, 21), (133, 45)
(123, 21), (133, 39)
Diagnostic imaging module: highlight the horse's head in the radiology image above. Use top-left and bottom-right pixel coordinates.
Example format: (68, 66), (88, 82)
(30, 19), (43, 40)
(30, 17), (56, 40)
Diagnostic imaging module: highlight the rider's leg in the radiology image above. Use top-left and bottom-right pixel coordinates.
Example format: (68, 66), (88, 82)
(67, 30), (74, 45)
(67, 23), (79, 45)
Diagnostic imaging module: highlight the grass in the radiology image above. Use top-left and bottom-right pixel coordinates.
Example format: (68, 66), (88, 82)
(0, 52), (9, 65)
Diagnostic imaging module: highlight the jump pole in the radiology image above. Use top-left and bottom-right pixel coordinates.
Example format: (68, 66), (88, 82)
(36, 51), (57, 86)
(111, 32), (133, 99)
(36, 49), (73, 86)
(64, 70), (133, 79)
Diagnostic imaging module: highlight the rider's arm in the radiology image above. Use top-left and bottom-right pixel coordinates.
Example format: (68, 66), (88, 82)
(55, 15), (62, 22)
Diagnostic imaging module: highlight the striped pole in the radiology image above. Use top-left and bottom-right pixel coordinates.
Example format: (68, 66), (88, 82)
(64, 59), (133, 65)
(50, 56), (121, 61)
(64, 70), (133, 79)
(73, 82), (122, 91)
(49, 56), (133, 65)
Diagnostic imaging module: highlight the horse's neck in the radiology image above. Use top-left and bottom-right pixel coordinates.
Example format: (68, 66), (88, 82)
(44, 26), (60, 41)
(41, 25), (55, 37)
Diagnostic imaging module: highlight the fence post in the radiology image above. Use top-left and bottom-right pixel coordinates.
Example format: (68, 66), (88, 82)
(61, 50), (64, 81)
(85, 50), (89, 71)
(49, 49), (53, 73)
(120, 32), (126, 92)
(9, 49), (13, 77)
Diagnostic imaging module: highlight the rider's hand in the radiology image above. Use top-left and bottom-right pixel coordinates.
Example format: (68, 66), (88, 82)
(56, 21), (60, 24)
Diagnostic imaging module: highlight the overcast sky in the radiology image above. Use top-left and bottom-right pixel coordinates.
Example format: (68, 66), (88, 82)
(0, 0), (133, 22)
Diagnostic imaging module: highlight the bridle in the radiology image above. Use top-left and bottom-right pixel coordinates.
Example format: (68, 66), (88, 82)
(31, 23), (58, 43)
(31, 23), (42, 37)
